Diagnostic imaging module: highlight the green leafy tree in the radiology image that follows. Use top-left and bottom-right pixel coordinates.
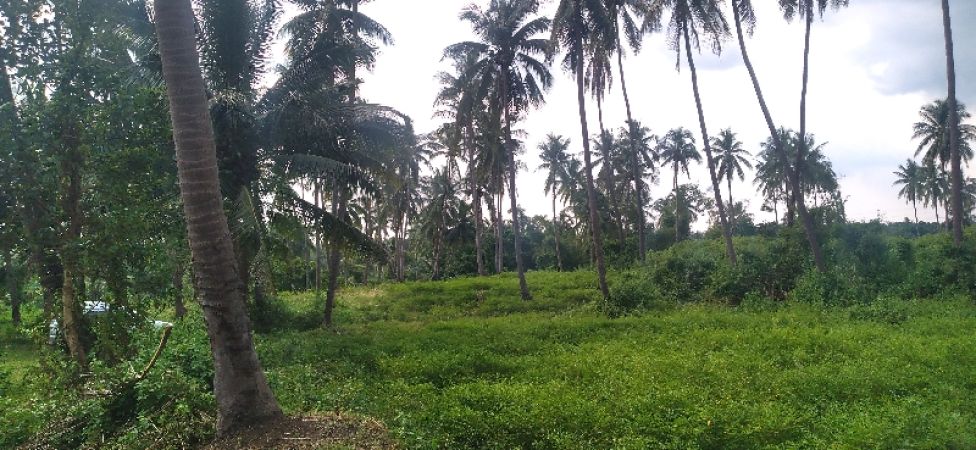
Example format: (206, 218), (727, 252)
(537, 134), (572, 271)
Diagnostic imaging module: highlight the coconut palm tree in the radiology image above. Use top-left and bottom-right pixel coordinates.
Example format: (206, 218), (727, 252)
(445, 0), (552, 301)
(618, 120), (656, 255)
(657, 128), (701, 242)
(639, 0), (736, 264)
(538, 134), (571, 271)
(729, 0), (827, 272)
(154, 0), (282, 433)
(552, 0), (613, 299)
(712, 128), (752, 218)
(941, 0), (962, 245)
(893, 159), (923, 235)
(912, 99), (976, 170)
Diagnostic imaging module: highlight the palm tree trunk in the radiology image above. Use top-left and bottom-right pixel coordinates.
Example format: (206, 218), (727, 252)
(596, 98), (625, 246)
(733, 0), (824, 271)
(314, 183), (322, 297)
(682, 21), (737, 265)
(942, 0), (964, 245)
(468, 125), (486, 276)
(794, 5), (828, 273)
(495, 186), (504, 273)
(4, 248), (21, 326)
(324, 189), (346, 328)
(728, 176), (735, 232)
(575, 34), (610, 300)
(616, 43), (646, 261)
(913, 198), (919, 237)
(935, 203), (941, 226)
(674, 165), (680, 242)
(500, 78), (530, 299)
(59, 123), (87, 369)
(553, 194), (563, 271)
(155, 0), (282, 433)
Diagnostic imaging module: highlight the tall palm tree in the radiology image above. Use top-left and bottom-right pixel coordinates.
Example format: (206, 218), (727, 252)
(657, 127), (701, 241)
(941, 0), (962, 245)
(538, 134), (571, 271)
(893, 159), (923, 235)
(712, 128), (752, 216)
(618, 120), (656, 255)
(730, 0), (826, 272)
(552, 0), (613, 299)
(446, 0), (552, 300)
(640, 0), (737, 264)
(780, 0), (848, 270)
(154, 0), (281, 433)
(603, 0), (650, 259)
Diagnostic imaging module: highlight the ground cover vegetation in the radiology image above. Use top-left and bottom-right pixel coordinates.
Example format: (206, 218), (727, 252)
(1, 0), (974, 447)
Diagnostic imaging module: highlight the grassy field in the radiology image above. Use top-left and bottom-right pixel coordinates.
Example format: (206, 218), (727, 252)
(3, 271), (976, 448)
(256, 272), (976, 449)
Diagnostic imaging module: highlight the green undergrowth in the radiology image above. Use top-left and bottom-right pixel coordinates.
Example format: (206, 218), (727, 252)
(4, 271), (976, 449)
(256, 273), (976, 449)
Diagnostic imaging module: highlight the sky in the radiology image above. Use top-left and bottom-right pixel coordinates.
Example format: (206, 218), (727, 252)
(294, 0), (975, 227)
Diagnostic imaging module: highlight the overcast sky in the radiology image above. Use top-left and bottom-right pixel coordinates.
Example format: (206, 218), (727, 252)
(311, 0), (974, 226)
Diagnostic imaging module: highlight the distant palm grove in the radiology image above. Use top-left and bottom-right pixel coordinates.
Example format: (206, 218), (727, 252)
(1, 0), (974, 448)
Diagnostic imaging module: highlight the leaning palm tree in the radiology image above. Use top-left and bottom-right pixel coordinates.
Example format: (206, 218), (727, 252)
(657, 127), (701, 242)
(729, 0), (827, 272)
(445, 0), (552, 301)
(154, 0), (282, 434)
(779, 0), (849, 270)
(893, 159), (923, 235)
(712, 128), (752, 215)
(639, 0), (737, 264)
(552, 0), (614, 299)
(537, 134), (571, 271)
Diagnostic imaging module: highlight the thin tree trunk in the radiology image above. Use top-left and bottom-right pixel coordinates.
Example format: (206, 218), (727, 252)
(59, 123), (87, 369)
(913, 198), (919, 237)
(942, 0), (964, 246)
(728, 176), (735, 233)
(553, 194), (563, 271)
(674, 166), (680, 242)
(733, 0), (824, 271)
(616, 42), (646, 261)
(173, 259), (187, 319)
(575, 34), (610, 300)
(324, 190), (345, 328)
(935, 203), (941, 225)
(794, 5), (828, 272)
(4, 248), (21, 326)
(682, 21), (737, 265)
(500, 79), (531, 300)
(155, 0), (282, 433)
(468, 124), (486, 276)
(314, 184), (322, 298)
(495, 186), (504, 273)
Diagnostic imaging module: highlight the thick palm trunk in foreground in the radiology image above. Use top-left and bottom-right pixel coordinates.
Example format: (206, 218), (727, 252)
(732, 0), (825, 272)
(575, 36), (610, 300)
(941, 0), (963, 246)
(682, 23), (737, 265)
(155, 0), (282, 433)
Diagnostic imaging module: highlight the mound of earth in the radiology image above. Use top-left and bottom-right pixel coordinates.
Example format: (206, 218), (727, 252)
(203, 413), (396, 450)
